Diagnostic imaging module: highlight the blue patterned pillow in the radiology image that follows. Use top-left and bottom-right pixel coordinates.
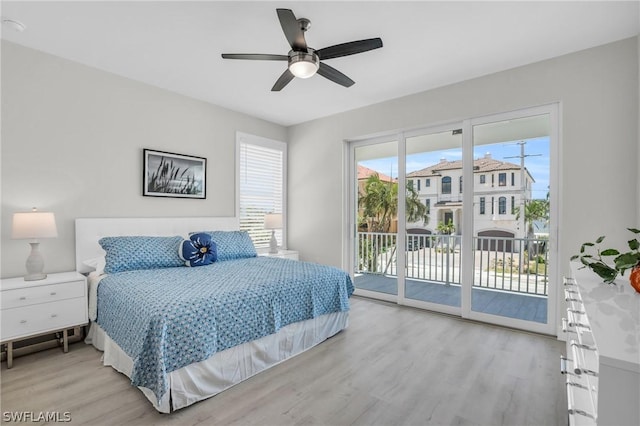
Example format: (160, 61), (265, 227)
(191, 230), (257, 261)
(179, 233), (217, 267)
(99, 236), (184, 274)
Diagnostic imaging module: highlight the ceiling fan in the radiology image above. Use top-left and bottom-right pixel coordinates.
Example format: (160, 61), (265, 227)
(221, 8), (383, 91)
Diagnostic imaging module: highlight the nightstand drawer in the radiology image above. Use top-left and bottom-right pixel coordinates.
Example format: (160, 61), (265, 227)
(1, 297), (87, 341)
(1, 280), (85, 309)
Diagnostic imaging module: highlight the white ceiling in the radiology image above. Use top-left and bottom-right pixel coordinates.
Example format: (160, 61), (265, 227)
(1, 1), (638, 127)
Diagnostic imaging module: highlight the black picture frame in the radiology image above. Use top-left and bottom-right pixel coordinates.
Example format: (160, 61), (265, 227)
(143, 149), (206, 199)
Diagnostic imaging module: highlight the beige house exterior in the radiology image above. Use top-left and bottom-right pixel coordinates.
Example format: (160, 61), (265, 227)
(406, 153), (534, 240)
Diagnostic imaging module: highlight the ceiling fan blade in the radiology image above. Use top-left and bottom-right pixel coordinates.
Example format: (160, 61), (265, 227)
(276, 8), (307, 51)
(221, 53), (288, 61)
(317, 63), (355, 88)
(316, 38), (383, 60)
(271, 69), (295, 91)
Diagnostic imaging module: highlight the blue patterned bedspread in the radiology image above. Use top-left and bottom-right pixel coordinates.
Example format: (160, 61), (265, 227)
(96, 257), (354, 402)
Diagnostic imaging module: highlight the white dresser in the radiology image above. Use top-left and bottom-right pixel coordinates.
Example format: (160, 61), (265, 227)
(1, 271), (88, 368)
(561, 264), (640, 426)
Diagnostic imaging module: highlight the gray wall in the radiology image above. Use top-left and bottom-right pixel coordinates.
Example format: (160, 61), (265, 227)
(1, 41), (287, 278)
(288, 37), (639, 273)
(2, 37), (638, 282)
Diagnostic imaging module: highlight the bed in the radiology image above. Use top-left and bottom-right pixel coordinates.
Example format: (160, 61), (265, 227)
(75, 217), (353, 413)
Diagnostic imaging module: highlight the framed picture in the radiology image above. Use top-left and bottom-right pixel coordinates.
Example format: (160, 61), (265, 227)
(143, 149), (206, 199)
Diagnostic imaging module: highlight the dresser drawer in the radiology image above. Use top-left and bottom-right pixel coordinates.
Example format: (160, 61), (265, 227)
(1, 297), (87, 341)
(1, 280), (85, 309)
(563, 357), (597, 425)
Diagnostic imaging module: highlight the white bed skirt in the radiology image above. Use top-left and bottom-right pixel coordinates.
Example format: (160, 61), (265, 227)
(86, 311), (349, 412)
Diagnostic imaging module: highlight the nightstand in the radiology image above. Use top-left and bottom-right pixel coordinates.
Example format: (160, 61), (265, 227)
(0, 271), (88, 368)
(259, 250), (299, 260)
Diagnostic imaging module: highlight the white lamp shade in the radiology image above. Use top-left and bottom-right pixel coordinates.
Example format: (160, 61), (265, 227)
(12, 211), (58, 239)
(264, 213), (283, 230)
(289, 61), (318, 79)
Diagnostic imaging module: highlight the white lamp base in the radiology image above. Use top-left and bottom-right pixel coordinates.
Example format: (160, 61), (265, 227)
(24, 242), (47, 281)
(269, 230), (279, 254)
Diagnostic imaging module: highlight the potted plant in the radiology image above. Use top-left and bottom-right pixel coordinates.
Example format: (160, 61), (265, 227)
(571, 228), (640, 292)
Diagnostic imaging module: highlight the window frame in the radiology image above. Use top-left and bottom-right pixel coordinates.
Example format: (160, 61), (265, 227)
(498, 172), (507, 187)
(442, 176), (452, 194)
(498, 196), (507, 215)
(479, 197), (485, 215)
(236, 132), (287, 251)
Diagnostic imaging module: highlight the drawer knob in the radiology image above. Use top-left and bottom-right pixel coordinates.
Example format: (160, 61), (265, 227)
(561, 318), (577, 334)
(50, 292), (57, 296)
(19, 320), (27, 324)
(51, 314), (58, 318)
(19, 297), (26, 300)
(568, 408), (595, 420)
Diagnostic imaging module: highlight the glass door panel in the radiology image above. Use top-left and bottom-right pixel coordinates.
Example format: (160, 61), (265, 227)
(353, 141), (399, 298)
(471, 115), (552, 328)
(405, 128), (462, 309)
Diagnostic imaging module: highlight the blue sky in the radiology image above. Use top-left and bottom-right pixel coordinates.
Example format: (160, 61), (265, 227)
(360, 137), (550, 200)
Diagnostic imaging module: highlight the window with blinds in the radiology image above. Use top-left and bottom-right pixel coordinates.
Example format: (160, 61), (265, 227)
(237, 134), (286, 249)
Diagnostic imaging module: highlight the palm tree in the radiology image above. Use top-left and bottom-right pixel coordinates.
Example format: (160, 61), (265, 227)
(515, 198), (549, 238)
(359, 173), (429, 233)
(406, 183), (429, 225)
(515, 196), (549, 258)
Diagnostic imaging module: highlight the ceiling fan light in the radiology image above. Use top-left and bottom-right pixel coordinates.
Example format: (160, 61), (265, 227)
(289, 61), (318, 78)
(288, 51), (319, 79)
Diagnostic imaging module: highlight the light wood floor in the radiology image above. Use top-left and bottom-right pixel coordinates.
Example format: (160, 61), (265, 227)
(0, 297), (566, 425)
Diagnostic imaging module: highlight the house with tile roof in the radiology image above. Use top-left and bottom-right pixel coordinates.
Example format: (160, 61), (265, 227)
(406, 153), (534, 243)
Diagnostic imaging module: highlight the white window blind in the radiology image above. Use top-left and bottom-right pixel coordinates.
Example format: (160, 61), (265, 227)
(237, 135), (286, 249)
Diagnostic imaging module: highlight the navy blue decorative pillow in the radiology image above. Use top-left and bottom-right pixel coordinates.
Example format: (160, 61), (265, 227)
(99, 236), (184, 274)
(190, 230), (257, 261)
(179, 233), (217, 267)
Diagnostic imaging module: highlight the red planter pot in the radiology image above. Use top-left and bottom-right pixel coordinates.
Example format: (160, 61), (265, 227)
(630, 265), (640, 293)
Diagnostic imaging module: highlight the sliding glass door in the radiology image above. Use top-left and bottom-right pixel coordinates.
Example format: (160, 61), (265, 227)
(467, 111), (556, 333)
(404, 126), (463, 313)
(352, 139), (399, 301)
(348, 105), (557, 334)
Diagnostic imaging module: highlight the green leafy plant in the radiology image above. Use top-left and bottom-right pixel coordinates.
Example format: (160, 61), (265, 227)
(571, 228), (640, 283)
(436, 219), (455, 235)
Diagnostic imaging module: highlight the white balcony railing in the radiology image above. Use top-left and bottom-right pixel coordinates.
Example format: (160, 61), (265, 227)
(356, 232), (549, 296)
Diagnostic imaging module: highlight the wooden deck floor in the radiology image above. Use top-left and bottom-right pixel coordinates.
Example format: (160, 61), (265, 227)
(355, 274), (548, 324)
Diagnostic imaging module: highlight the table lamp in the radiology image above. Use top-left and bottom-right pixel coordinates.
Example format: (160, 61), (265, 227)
(264, 213), (283, 254)
(12, 208), (58, 281)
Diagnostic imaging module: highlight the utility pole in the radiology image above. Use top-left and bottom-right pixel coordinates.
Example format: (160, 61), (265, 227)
(504, 141), (541, 240)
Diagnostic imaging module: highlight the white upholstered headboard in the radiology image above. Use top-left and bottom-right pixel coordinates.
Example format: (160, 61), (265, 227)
(75, 217), (239, 273)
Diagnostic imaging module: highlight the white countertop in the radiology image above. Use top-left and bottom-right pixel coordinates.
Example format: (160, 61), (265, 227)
(570, 262), (640, 373)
